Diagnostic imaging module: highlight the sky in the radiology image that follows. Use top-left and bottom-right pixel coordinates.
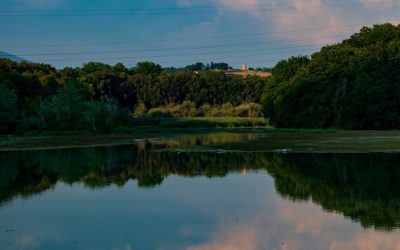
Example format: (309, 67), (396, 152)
(0, 0), (399, 69)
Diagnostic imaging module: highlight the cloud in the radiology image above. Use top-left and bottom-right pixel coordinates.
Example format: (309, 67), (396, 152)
(177, 0), (400, 47)
(11, 0), (62, 8)
(215, 0), (263, 11)
(358, 0), (396, 9)
(177, 0), (192, 7)
(273, 1), (347, 45)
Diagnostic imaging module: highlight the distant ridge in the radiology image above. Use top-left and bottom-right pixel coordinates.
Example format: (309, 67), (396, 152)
(0, 51), (29, 62)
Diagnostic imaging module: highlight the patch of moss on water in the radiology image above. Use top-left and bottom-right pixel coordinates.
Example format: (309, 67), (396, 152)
(3, 129), (400, 153)
(180, 130), (400, 153)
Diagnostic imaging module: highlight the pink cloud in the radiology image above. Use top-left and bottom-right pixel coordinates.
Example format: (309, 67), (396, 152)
(211, 0), (399, 46)
(329, 230), (400, 250)
(187, 227), (260, 250)
(358, 0), (396, 9)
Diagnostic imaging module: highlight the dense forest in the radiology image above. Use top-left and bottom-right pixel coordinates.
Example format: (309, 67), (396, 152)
(2, 23), (399, 133)
(261, 23), (400, 129)
(0, 60), (266, 134)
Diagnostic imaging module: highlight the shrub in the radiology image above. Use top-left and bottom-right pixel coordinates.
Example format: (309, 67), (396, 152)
(133, 102), (147, 117)
(236, 103), (263, 117)
(199, 103), (212, 116)
(179, 101), (197, 117)
(147, 107), (172, 118)
(221, 102), (236, 116)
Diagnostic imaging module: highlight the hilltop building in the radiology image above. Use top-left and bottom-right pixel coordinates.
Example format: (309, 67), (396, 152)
(225, 64), (271, 78)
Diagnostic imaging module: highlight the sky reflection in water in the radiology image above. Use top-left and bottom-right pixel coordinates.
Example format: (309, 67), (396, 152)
(1, 132), (400, 249)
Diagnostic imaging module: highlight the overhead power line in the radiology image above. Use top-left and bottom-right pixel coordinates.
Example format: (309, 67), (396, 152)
(12, 32), (352, 57)
(0, 0), (356, 12)
(0, 21), (383, 49)
(28, 45), (319, 62)
(0, 1), (399, 16)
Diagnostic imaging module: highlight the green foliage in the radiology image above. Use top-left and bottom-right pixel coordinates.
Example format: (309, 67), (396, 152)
(262, 23), (400, 129)
(0, 84), (17, 133)
(185, 62), (206, 71)
(133, 101), (147, 117)
(260, 56), (310, 126)
(83, 101), (103, 132)
(0, 57), (266, 134)
(135, 61), (162, 75)
(139, 102), (263, 119)
(185, 62), (229, 71)
(158, 117), (268, 128)
(44, 81), (89, 130)
(236, 103), (263, 117)
(147, 107), (173, 118)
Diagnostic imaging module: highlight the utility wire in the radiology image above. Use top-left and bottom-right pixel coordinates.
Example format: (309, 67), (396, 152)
(0, 0), (361, 12)
(48, 48), (315, 66)
(32, 44), (322, 62)
(0, 21), (382, 49)
(12, 32), (352, 57)
(0, 1), (398, 16)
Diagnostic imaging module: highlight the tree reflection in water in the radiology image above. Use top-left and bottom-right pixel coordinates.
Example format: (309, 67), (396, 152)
(1, 141), (400, 231)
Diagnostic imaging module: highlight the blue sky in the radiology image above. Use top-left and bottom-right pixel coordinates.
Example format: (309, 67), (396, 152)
(0, 0), (399, 69)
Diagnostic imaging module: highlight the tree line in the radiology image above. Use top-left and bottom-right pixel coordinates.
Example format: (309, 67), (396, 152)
(261, 23), (400, 129)
(0, 60), (267, 134)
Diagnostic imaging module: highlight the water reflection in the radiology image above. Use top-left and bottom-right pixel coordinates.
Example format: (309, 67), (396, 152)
(264, 154), (400, 231)
(1, 143), (400, 231)
(188, 199), (400, 250)
(1, 135), (400, 249)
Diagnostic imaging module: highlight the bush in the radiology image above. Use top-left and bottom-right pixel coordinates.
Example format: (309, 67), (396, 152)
(236, 103), (263, 117)
(221, 103), (236, 116)
(133, 102), (147, 117)
(141, 102), (264, 119)
(199, 103), (212, 116)
(18, 116), (43, 132)
(179, 101), (197, 117)
(147, 107), (172, 118)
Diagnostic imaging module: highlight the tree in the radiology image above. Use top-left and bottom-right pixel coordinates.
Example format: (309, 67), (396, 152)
(135, 61), (162, 75)
(0, 84), (17, 133)
(83, 101), (103, 132)
(185, 62), (205, 71)
(261, 23), (400, 129)
(45, 81), (90, 130)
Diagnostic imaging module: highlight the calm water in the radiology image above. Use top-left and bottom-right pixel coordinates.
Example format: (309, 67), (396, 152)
(1, 132), (400, 249)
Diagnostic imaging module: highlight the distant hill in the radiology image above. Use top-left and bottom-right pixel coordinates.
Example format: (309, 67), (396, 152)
(0, 51), (28, 62)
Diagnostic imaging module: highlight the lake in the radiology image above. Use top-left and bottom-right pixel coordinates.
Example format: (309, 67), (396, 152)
(1, 130), (400, 249)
